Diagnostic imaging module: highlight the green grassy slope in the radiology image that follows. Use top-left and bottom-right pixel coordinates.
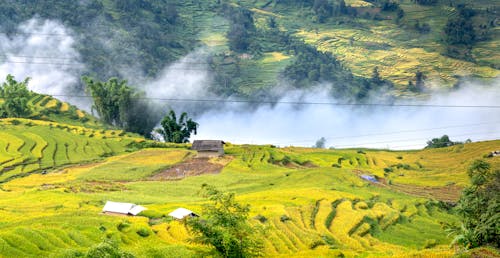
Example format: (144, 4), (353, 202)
(0, 118), (142, 184)
(1, 131), (498, 257)
(1, 93), (103, 128)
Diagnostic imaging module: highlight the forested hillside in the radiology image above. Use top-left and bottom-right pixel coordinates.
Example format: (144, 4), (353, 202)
(0, 0), (498, 100)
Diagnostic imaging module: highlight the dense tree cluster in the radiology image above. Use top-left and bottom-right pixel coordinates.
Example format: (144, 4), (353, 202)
(222, 4), (257, 53)
(443, 5), (477, 60)
(83, 77), (157, 136)
(425, 135), (460, 148)
(0, 75), (32, 118)
(312, 0), (357, 22)
(0, 0), (194, 80)
(412, 0), (438, 6)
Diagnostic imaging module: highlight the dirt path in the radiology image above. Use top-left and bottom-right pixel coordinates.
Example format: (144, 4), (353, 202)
(150, 157), (226, 181)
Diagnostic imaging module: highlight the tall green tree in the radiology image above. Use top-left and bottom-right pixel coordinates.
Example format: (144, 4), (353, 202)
(157, 110), (198, 143)
(83, 76), (157, 136)
(186, 184), (263, 257)
(448, 160), (500, 249)
(0, 75), (32, 118)
(83, 77), (131, 126)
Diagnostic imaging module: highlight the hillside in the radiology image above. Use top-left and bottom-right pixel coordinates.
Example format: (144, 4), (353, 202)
(0, 116), (498, 257)
(0, 0), (498, 100)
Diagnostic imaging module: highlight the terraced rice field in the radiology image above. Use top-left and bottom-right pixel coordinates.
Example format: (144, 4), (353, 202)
(0, 118), (141, 183)
(0, 121), (498, 256)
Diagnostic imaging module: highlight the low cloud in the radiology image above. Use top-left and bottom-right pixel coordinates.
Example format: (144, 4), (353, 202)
(191, 80), (500, 149)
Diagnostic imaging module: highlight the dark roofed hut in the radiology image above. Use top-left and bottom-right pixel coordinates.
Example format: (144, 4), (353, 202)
(191, 140), (225, 158)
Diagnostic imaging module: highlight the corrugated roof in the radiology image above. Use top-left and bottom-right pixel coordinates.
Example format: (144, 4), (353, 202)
(192, 140), (224, 152)
(102, 201), (146, 215)
(168, 207), (197, 219)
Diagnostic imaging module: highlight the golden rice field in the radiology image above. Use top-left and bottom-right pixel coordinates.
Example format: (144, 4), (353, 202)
(237, 0), (499, 89)
(1, 119), (498, 257)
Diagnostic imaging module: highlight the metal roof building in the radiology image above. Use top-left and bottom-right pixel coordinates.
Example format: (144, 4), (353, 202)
(102, 201), (146, 216)
(168, 207), (198, 220)
(191, 140), (225, 157)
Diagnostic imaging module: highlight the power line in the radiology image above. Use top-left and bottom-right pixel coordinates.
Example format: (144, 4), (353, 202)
(50, 94), (500, 109)
(0, 54), (77, 60)
(329, 131), (500, 148)
(269, 121), (500, 145)
(0, 59), (213, 70)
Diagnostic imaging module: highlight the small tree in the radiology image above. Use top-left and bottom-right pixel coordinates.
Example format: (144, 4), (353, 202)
(313, 137), (326, 148)
(370, 66), (383, 86)
(0, 75), (32, 118)
(186, 185), (263, 257)
(157, 110), (198, 143)
(448, 160), (500, 249)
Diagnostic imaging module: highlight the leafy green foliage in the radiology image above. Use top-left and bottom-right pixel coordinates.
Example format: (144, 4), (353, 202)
(156, 110), (198, 143)
(0, 1), (195, 79)
(85, 240), (134, 258)
(83, 77), (157, 136)
(425, 135), (460, 149)
(449, 160), (500, 249)
(222, 4), (257, 53)
(186, 184), (263, 257)
(0, 75), (32, 118)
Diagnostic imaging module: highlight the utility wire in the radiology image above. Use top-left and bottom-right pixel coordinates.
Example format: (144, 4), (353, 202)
(49, 94), (500, 109)
(329, 131), (500, 148)
(269, 121), (500, 145)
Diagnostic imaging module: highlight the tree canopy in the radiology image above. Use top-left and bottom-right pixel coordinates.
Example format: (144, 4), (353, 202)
(0, 75), (32, 118)
(186, 184), (263, 257)
(83, 77), (157, 136)
(156, 110), (198, 143)
(449, 160), (500, 249)
(425, 135), (460, 148)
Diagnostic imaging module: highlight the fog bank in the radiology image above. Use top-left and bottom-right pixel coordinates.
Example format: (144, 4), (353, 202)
(191, 81), (500, 149)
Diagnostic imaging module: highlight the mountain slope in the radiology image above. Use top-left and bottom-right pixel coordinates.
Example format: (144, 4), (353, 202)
(0, 0), (497, 100)
(0, 119), (498, 256)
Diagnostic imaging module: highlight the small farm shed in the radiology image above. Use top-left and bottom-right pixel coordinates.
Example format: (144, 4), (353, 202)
(102, 201), (146, 216)
(168, 208), (198, 220)
(191, 140), (225, 157)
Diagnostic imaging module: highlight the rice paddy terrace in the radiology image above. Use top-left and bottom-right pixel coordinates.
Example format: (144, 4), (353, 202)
(191, 0), (499, 91)
(0, 117), (498, 257)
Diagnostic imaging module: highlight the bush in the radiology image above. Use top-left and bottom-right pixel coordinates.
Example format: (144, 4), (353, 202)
(85, 240), (134, 258)
(254, 214), (267, 223)
(280, 215), (291, 222)
(423, 239), (438, 249)
(117, 222), (131, 232)
(136, 227), (151, 238)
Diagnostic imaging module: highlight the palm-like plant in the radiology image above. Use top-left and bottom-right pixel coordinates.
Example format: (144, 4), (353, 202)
(157, 110), (198, 143)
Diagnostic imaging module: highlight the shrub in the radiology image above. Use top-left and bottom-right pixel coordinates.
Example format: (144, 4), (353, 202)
(423, 239), (438, 249)
(254, 214), (267, 223)
(85, 240), (134, 258)
(136, 227), (151, 238)
(117, 222), (131, 232)
(280, 215), (291, 222)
